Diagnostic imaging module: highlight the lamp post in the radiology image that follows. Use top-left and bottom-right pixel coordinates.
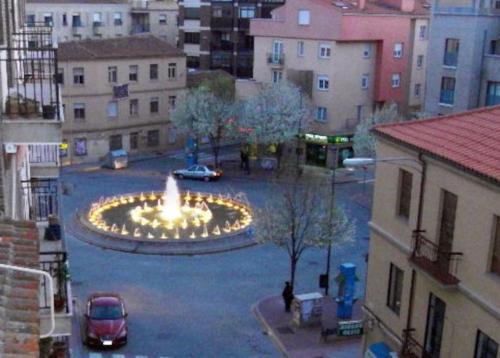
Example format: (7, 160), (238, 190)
(323, 146), (337, 296)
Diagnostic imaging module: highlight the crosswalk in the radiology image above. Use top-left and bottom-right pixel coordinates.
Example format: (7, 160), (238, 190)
(88, 354), (172, 358)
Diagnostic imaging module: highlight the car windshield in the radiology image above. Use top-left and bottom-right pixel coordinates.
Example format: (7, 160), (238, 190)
(90, 304), (123, 320)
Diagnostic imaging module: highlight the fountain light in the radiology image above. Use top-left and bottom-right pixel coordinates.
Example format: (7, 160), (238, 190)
(134, 228), (141, 237)
(192, 217), (201, 227)
(151, 219), (160, 228)
(181, 219), (188, 230)
(111, 223), (118, 233)
(147, 232), (154, 239)
(233, 220), (241, 230)
(213, 225), (221, 236)
(161, 233), (168, 239)
(223, 221), (232, 233)
(207, 194), (214, 203)
(190, 232), (196, 239)
(202, 224), (209, 238)
(121, 224), (129, 235)
(195, 192), (203, 202)
(174, 227), (180, 239)
(149, 192), (156, 200)
(140, 193), (146, 201)
(185, 191), (191, 201)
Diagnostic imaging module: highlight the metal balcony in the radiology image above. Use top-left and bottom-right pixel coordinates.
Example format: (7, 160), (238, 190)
(267, 53), (285, 66)
(401, 329), (433, 358)
(410, 232), (462, 287)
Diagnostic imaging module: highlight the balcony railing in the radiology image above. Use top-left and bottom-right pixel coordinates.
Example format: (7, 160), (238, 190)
(401, 329), (433, 358)
(131, 23), (150, 34)
(210, 17), (234, 28)
(29, 144), (60, 166)
(410, 232), (462, 286)
(20, 178), (59, 222)
(40, 251), (69, 313)
(267, 52), (285, 66)
(131, 0), (149, 9)
(211, 42), (233, 51)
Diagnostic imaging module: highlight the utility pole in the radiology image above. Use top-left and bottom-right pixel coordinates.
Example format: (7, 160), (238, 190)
(324, 146), (337, 296)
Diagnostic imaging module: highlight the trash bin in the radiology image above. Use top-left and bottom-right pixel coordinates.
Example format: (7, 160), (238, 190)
(104, 149), (128, 169)
(292, 292), (323, 327)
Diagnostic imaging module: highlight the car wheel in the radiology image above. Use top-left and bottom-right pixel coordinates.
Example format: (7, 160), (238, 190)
(178, 174), (184, 179)
(203, 176), (210, 182)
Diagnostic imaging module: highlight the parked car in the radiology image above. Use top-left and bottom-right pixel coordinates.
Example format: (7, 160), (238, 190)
(83, 293), (128, 347)
(173, 165), (222, 181)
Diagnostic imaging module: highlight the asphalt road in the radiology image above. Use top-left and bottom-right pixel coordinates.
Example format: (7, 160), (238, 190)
(62, 155), (373, 358)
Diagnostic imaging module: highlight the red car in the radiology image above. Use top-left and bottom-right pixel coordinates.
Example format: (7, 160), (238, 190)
(84, 293), (128, 347)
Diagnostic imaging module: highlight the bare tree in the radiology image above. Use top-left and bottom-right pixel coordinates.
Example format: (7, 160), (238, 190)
(254, 177), (355, 288)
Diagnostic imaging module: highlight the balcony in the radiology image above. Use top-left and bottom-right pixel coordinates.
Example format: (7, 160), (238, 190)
(212, 41), (233, 51)
(211, 17), (234, 29)
(131, 23), (151, 34)
(267, 53), (285, 66)
(29, 144), (60, 177)
(39, 251), (72, 336)
(20, 178), (59, 223)
(131, 0), (149, 10)
(409, 232), (462, 287)
(401, 329), (433, 358)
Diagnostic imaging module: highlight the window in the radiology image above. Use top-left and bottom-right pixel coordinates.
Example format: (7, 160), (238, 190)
(297, 41), (305, 57)
(415, 83), (421, 97)
(168, 63), (177, 79)
(361, 74), (369, 89)
(109, 134), (122, 151)
(490, 216), (500, 274)
(74, 103), (85, 120)
(298, 10), (310, 25)
(318, 43), (331, 59)
(147, 130), (160, 147)
(419, 25), (427, 40)
(490, 39), (500, 55)
(221, 32), (231, 42)
(73, 67), (84, 85)
(129, 99), (139, 116)
(393, 43), (403, 58)
(495, 0), (500, 9)
(62, 13), (67, 26)
(74, 138), (87, 156)
(150, 97), (159, 114)
(184, 8), (200, 20)
(424, 293), (446, 357)
(440, 77), (455, 105)
(150, 64), (158, 80)
(239, 6), (255, 18)
(444, 38), (459, 67)
(43, 13), (53, 26)
(363, 44), (371, 58)
(129, 65), (138, 82)
(168, 96), (176, 110)
(114, 12), (122, 26)
(108, 66), (117, 83)
(159, 14), (167, 25)
(72, 13), (82, 27)
(57, 68), (64, 85)
(316, 107), (327, 122)
(184, 32), (200, 44)
(93, 12), (102, 26)
(438, 190), (458, 265)
(130, 132), (139, 150)
(417, 55), (424, 68)
(386, 263), (404, 315)
(317, 75), (329, 90)
(272, 70), (282, 83)
(486, 81), (500, 106)
(26, 14), (36, 27)
(107, 101), (118, 118)
(475, 331), (499, 358)
(398, 169), (412, 218)
(391, 73), (401, 88)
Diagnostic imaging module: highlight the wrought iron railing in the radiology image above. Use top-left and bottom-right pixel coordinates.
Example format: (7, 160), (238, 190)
(20, 178), (59, 222)
(410, 232), (462, 286)
(267, 52), (285, 65)
(29, 144), (60, 165)
(401, 329), (436, 358)
(40, 251), (69, 313)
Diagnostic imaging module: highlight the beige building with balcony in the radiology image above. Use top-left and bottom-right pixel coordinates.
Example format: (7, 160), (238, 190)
(58, 35), (186, 164)
(26, 0), (178, 46)
(363, 106), (500, 358)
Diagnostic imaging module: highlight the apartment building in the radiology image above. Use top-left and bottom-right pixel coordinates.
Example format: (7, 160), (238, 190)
(58, 35), (186, 164)
(363, 107), (500, 358)
(0, 4), (72, 353)
(178, 0), (284, 78)
(425, 0), (500, 115)
(26, 0), (178, 46)
(250, 0), (429, 168)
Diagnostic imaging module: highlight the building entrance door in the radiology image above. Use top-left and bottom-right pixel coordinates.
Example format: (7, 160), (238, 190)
(424, 293), (446, 358)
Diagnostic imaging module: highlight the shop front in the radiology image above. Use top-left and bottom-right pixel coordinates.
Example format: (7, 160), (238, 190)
(300, 133), (354, 169)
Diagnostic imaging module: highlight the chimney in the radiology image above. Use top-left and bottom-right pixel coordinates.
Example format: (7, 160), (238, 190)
(400, 0), (415, 12)
(359, 0), (366, 10)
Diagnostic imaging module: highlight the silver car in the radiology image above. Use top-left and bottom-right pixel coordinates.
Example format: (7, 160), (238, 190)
(173, 165), (222, 181)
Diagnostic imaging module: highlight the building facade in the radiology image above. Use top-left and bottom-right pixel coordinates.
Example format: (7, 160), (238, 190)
(249, 0), (429, 168)
(58, 35), (186, 164)
(425, 0), (500, 115)
(26, 0), (178, 46)
(363, 107), (500, 358)
(178, 0), (284, 77)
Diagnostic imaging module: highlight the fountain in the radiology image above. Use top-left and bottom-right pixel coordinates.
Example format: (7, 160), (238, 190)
(84, 175), (253, 242)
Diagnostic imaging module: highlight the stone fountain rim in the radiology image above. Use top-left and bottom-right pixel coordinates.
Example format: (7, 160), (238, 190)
(79, 190), (253, 244)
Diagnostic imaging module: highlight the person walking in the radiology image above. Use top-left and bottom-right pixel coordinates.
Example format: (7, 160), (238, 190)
(282, 281), (294, 312)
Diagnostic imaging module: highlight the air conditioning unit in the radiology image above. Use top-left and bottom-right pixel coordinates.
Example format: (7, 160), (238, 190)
(4, 144), (17, 153)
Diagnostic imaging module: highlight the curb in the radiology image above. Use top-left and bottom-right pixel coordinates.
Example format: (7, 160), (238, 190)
(251, 296), (289, 358)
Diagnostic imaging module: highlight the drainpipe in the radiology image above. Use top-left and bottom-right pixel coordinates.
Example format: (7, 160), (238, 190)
(476, 29), (487, 108)
(404, 152), (427, 339)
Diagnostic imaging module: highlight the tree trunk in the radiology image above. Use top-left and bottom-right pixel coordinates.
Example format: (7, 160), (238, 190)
(275, 143), (283, 178)
(290, 256), (298, 289)
(212, 143), (220, 167)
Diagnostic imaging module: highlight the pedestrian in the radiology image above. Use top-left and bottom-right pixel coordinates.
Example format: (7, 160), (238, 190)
(282, 281), (294, 312)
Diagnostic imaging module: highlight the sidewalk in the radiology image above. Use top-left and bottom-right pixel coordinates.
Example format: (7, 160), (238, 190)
(253, 295), (363, 358)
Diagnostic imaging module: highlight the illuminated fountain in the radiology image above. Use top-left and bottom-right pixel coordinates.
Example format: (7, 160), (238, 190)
(84, 175), (252, 241)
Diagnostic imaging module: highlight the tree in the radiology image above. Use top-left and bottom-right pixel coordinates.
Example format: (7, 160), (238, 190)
(353, 101), (399, 158)
(240, 81), (311, 170)
(254, 177), (355, 288)
(170, 76), (236, 167)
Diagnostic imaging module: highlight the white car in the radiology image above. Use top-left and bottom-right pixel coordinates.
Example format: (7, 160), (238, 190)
(173, 165), (222, 181)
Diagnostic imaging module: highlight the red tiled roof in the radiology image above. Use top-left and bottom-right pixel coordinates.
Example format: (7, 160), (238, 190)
(0, 220), (40, 358)
(373, 106), (500, 184)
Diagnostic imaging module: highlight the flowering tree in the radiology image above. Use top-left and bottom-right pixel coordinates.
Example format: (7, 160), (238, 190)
(240, 81), (311, 170)
(170, 77), (236, 167)
(254, 177), (355, 288)
(353, 102), (399, 158)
